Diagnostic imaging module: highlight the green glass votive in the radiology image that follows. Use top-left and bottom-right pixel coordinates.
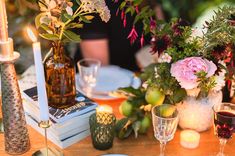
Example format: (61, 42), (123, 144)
(89, 113), (116, 150)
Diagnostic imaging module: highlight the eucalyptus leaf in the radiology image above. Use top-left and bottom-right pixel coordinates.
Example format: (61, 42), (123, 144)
(39, 33), (59, 41)
(63, 30), (81, 42)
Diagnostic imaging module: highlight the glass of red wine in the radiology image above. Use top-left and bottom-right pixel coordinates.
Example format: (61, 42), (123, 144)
(213, 103), (235, 156)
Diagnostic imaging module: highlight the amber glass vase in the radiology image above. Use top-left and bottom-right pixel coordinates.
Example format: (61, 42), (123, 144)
(44, 42), (76, 109)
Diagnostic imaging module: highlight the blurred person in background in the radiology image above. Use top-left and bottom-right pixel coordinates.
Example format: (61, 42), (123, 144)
(74, 0), (164, 71)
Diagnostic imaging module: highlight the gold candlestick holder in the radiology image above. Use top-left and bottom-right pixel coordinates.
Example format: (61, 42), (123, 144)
(32, 121), (63, 156)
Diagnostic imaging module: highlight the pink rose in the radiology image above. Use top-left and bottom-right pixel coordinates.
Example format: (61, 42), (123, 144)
(170, 57), (217, 89)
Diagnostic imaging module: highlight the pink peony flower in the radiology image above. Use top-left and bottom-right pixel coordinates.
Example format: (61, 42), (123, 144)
(170, 57), (217, 89)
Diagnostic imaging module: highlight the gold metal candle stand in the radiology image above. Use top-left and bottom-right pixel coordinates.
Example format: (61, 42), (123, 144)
(32, 121), (63, 156)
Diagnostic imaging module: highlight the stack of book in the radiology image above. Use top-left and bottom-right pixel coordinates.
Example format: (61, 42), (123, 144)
(21, 86), (97, 149)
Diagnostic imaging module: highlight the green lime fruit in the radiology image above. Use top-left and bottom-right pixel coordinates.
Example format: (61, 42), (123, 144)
(119, 100), (133, 117)
(139, 116), (151, 134)
(145, 87), (165, 106)
(158, 104), (176, 118)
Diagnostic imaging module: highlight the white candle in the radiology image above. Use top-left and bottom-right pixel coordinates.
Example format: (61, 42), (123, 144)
(27, 28), (49, 121)
(96, 105), (113, 124)
(180, 130), (200, 149)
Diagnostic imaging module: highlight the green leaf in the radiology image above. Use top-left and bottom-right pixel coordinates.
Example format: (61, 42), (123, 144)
(79, 15), (92, 23)
(64, 13), (73, 20)
(38, 0), (47, 10)
(140, 6), (149, 14)
(119, 87), (143, 97)
(134, 15), (141, 24)
(35, 12), (48, 29)
(133, 0), (143, 6)
(132, 121), (141, 138)
(171, 88), (186, 103)
(115, 118), (133, 139)
(125, 7), (135, 16)
(75, 0), (81, 5)
(63, 30), (81, 42)
(119, 1), (126, 10)
(140, 63), (155, 81)
(39, 33), (59, 41)
(66, 23), (83, 29)
(40, 24), (53, 34)
(84, 15), (94, 21)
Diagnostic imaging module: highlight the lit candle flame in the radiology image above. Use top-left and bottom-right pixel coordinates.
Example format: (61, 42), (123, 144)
(26, 27), (37, 42)
(96, 105), (113, 114)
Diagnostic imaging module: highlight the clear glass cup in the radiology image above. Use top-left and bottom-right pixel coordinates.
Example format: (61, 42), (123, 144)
(77, 58), (101, 97)
(151, 104), (179, 156)
(213, 103), (235, 156)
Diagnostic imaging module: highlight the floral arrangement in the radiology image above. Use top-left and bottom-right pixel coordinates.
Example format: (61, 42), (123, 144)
(116, 4), (235, 138)
(35, 0), (110, 46)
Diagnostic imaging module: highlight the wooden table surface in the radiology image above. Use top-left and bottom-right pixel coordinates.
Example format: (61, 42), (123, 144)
(0, 98), (234, 156)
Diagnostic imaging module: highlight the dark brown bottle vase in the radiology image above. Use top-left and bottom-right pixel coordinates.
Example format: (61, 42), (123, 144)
(44, 43), (76, 109)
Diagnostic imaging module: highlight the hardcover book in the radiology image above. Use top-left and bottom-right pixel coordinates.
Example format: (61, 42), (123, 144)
(22, 86), (97, 123)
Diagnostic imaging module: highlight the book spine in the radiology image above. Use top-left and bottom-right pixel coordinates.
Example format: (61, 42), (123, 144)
(25, 114), (90, 149)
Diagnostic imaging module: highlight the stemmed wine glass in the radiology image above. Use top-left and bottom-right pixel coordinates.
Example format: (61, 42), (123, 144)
(213, 103), (235, 156)
(151, 104), (179, 156)
(77, 58), (100, 97)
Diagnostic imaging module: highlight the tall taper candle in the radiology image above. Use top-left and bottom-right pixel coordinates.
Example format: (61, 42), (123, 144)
(0, 0), (8, 41)
(33, 41), (49, 121)
(27, 28), (49, 121)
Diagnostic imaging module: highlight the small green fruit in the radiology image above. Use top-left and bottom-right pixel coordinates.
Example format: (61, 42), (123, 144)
(145, 87), (165, 106)
(119, 100), (133, 117)
(139, 116), (151, 134)
(158, 104), (176, 118)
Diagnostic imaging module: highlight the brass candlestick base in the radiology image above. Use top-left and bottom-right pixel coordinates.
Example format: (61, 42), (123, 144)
(32, 121), (63, 156)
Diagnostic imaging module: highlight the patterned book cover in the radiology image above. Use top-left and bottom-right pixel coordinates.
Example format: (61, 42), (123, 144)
(23, 86), (97, 123)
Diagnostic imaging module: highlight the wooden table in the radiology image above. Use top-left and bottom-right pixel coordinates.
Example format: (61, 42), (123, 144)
(0, 99), (234, 156)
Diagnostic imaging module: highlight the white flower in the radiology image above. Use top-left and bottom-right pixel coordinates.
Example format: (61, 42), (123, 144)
(154, 67), (159, 78)
(212, 60), (226, 91)
(142, 81), (148, 89)
(66, 6), (73, 16)
(158, 53), (172, 63)
(98, 6), (111, 22)
(40, 0), (57, 12)
(81, 0), (110, 22)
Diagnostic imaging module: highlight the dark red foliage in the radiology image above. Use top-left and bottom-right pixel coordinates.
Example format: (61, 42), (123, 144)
(172, 18), (190, 36)
(150, 35), (171, 55)
(212, 44), (233, 63)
